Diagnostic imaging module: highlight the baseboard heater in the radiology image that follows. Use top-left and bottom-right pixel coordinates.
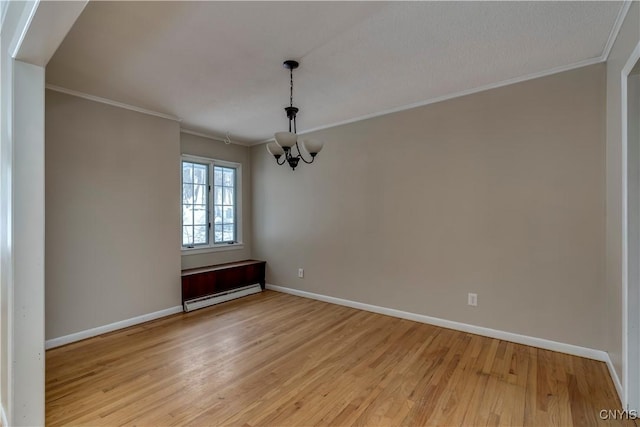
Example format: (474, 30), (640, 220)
(181, 260), (266, 313)
(183, 283), (262, 312)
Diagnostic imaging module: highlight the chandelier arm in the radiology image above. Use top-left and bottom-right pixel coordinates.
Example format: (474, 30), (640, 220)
(276, 155), (287, 166)
(296, 141), (315, 164)
(299, 155), (315, 165)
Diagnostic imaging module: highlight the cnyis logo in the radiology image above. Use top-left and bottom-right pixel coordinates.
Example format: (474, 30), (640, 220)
(599, 409), (639, 420)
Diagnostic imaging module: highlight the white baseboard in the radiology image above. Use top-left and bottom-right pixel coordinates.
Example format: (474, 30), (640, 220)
(266, 284), (610, 363)
(268, 284), (626, 405)
(45, 305), (183, 350)
(605, 355), (625, 407)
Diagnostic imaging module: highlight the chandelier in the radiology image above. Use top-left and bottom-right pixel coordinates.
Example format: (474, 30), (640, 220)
(266, 60), (324, 170)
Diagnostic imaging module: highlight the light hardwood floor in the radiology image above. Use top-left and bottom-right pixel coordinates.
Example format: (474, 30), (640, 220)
(47, 290), (634, 426)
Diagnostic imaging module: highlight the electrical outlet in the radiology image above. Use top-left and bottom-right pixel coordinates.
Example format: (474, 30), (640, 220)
(298, 268), (304, 278)
(468, 293), (477, 307)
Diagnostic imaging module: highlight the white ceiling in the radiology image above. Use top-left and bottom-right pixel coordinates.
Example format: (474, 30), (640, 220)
(46, 1), (625, 145)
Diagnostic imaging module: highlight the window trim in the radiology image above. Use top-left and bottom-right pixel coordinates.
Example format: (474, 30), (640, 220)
(181, 154), (243, 253)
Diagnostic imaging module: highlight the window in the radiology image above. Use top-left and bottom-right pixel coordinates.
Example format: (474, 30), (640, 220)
(213, 165), (236, 243)
(181, 155), (242, 251)
(182, 160), (209, 246)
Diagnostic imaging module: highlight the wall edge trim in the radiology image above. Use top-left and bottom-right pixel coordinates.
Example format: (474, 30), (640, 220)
(45, 305), (183, 350)
(9, 0), (39, 59)
(1, 403), (8, 427)
(266, 284), (609, 362)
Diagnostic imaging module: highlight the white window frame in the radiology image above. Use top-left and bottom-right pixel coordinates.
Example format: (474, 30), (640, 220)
(181, 154), (243, 254)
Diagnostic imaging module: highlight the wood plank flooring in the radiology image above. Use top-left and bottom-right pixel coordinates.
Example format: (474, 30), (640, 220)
(46, 290), (634, 426)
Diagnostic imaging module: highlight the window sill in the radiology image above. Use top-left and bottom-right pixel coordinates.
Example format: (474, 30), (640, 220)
(181, 243), (245, 256)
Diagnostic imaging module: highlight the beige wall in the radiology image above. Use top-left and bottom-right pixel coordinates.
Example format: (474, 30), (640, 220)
(605, 1), (640, 387)
(252, 64), (606, 350)
(45, 90), (182, 340)
(180, 132), (252, 269)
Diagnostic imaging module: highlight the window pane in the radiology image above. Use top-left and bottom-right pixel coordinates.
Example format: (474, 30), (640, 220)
(182, 226), (193, 246)
(182, 163), (193, 184)
(193, 164), (207, 184)
(193, 206), (207, 225)
(223, 168), (235, 186)
(223, 187), (234, 205)
(214, 168), (222, 186)
(223, 206), (234, 223)
(214, 206), (222, 224)
(193, 226), (207, 244)
(182, 184), (193, 204)
(214, 186), (222, 205)
(223, 224), (235, 242)
(193, 184), (207, 205)
(214, 224), (222, 243)
(182, 205), (193, 226)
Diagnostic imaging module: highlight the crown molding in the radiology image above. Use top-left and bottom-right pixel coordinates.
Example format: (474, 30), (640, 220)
(45, 85), (255, 146)
(51, 0), (630, 149)
(254, 57), (604, 146)
(602, 1), (633, 61)
(180, 128), (250, 147)
(45, 84), (181, 122)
